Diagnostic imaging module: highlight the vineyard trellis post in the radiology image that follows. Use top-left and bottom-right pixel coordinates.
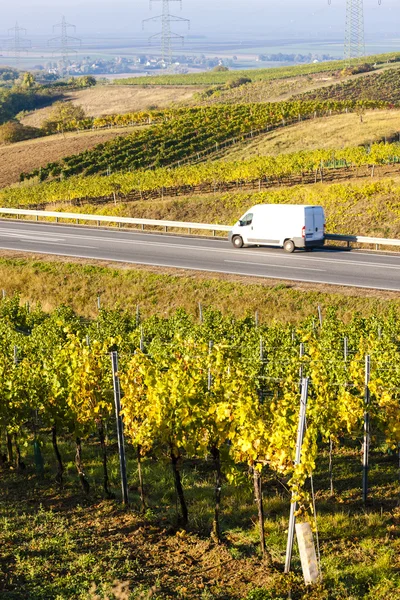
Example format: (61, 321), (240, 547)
(363, 354), (371, 504)
(255, 335), (267, 556)
(140, 327), (144, 352)
(208, 341), (213, 391)
(299, 343), (305, 391)
(284, 377), (309, 574)
(329, 438), (334, 496)
(136, 305), (140, 327)
(111, 351), (129, 505)
(318, 306), (323, 328)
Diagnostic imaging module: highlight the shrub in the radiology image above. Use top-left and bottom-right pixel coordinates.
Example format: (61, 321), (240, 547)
(0, 121), (42, 144)
(41, 101), (86, 134)
(77, 75), (97, 88)
(341, 63), (374, 77)
(225, 77), (252, 89)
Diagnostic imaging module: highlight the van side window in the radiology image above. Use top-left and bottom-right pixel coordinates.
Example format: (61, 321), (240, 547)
(240, 213), (253, 226)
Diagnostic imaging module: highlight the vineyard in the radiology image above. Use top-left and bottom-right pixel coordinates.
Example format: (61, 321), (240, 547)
(7, 142), (400, 210)
(296, 68), (400, 103)
(1, 296), (400, 598)
(194, 75), (337, 106)
(40, 108), (166, 135)
(20, 100), (389, 183)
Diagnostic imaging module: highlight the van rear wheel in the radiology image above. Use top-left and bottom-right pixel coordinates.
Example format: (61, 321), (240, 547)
(283, 240), (295, 253)
(232, 235), (244, 249)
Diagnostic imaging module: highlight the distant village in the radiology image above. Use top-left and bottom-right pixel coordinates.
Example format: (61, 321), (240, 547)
(42, 51), (336, 77)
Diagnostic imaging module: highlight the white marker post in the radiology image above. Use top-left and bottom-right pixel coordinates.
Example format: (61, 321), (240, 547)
(284, 377), (309, 574)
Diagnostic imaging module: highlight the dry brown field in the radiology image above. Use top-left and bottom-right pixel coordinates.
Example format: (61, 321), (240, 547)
(223, 109), (400, 159)
(0, 126), (142, 188)
(21, 85), (200, 128)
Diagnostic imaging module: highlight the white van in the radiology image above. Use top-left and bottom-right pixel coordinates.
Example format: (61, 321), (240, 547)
(229, 204), (325, 252)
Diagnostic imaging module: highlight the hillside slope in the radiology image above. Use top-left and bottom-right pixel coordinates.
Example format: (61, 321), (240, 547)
(0, 125), (144, 188)
(21, 85), (199, 128)
(296, 66), (400, 103)
(223, 109), (400, 159)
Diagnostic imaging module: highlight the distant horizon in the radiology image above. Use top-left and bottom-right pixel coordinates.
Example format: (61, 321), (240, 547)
(0, 0), (398, 70)
(0, 0), (398, 37)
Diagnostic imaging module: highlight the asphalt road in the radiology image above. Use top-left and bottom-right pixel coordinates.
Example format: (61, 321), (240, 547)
(1, 220), (400, 292)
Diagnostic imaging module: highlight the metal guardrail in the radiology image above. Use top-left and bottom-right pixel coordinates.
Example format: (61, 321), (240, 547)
(0, 208), (399, 250)
(0, 208), (231, 236)
(325, 233), (400, 249)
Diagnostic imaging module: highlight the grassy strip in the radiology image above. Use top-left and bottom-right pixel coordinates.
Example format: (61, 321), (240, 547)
(0, 253), (399, 322)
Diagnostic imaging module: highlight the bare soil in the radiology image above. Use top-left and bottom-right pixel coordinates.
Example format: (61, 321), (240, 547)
(0, 126), (142, 188)
(21, 85), (200, 128)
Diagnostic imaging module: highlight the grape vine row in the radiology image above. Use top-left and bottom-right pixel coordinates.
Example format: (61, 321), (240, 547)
(1, 297), (399, 538)
(20, 100), (389, 183)
(7, 142), (400, 209)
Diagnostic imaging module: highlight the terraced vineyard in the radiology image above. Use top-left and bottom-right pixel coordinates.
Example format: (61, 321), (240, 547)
(21, 100), (388, 182)
(9, 142), (400, 208)
(296, 67), (400, 103)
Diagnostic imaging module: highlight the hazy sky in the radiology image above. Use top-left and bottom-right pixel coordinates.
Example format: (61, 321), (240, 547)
(1, 1), (399, 37)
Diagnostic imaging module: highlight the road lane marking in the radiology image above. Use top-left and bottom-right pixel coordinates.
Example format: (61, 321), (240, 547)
(2, 220), (400, 260)
(2, 239), (97, 249)
(2, 229), (398, 268)
(2, 225), (400, 270)
(29, 242), (98, 249)
(3, 233), (67, 242)
(225, 260), (326, 272)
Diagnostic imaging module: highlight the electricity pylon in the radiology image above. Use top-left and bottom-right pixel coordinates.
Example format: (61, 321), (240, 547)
(48, 16), (81, 69)
(143, 0), (190, 65)
(328, 0), (382, 63)
(7, 22), (31, 64)
(344, 0), (365, 61)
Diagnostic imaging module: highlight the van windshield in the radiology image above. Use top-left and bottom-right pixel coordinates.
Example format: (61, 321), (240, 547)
(239, 213), (253, 227)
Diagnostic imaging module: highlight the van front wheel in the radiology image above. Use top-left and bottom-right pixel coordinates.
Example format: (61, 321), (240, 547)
(283, 240), (295, 253)
(232, 236), (244, 249)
